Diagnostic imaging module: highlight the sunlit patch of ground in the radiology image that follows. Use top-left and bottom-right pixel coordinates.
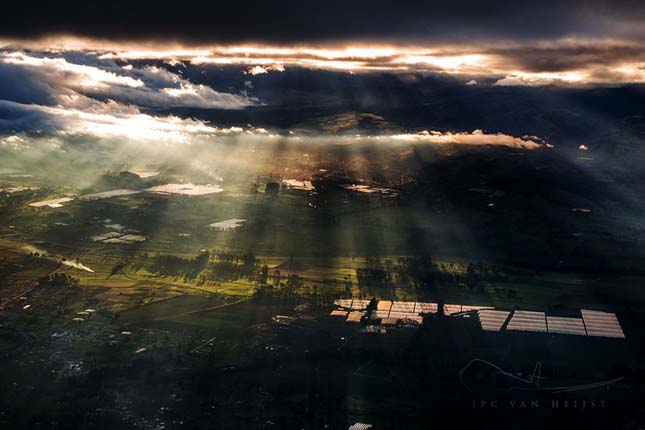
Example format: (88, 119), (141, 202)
(145, 183), (224, 196)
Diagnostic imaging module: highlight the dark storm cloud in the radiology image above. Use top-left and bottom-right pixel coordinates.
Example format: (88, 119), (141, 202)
(492, 44), (645, 73)
(0, 100), (57, 132)
(0, 62), (60, 106)
(2, 0), (645, 43)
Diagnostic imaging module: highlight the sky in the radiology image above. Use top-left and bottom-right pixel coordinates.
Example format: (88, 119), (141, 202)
(3, 0), (645, 43)
(0, 1), (643, 150)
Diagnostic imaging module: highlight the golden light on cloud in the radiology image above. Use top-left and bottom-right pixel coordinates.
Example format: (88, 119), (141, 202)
(97, 49), (212, 61)
(243, 64), (286, 75)
(3, 109), (547, 149)
(23, 102), (244, 144)
(0, 35), (637, 154)
(368, 129), (543, 149)
(398, 53), (489, 72)
(493, 70), (587, 86)
(3, 36), (645, 85)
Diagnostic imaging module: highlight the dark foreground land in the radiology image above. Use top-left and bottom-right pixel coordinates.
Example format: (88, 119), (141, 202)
(1, 288), (645, 430)
(1, 138), (645, 429)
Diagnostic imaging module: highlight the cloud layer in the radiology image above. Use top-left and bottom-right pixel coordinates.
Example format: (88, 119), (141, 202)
(0, 44), (556, 150)
(7, 38), (644, 86)
(0, 51), (254, 109)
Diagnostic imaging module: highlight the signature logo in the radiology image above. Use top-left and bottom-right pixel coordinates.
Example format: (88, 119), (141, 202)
(459, 359), (623, 394)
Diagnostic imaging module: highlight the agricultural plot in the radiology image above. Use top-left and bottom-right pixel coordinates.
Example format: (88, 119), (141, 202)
(477, 310), (511, 331)
(372, 310), (391, 319)
(79, 189), (140, 200)
(334, 298), (354, 309)
(443, 304), (463, 315)
(282, 179), (314, 191)
(91, 232), (146, 243)
(506, 310), (548, 333)
(28, 197), (74, 208)
(546, 316), (587, 336)
(440, 303), (493, 315)
(415, 302), (439, 314)
(119, 295), (230, 323)
(0, 185), (39, 193)
(376, 300), (392, 311)
(208, 219), (247, 231)
(391, 301), (416, 312)
(350, 299), (371, 310)
(581, 309), (626, 338)
(145, 183), (224, 196)
(334, 299), (435, 324)
(340, 184), (398, 196)
(346, 311), (365, 322)
(333, 298), (371, 310)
